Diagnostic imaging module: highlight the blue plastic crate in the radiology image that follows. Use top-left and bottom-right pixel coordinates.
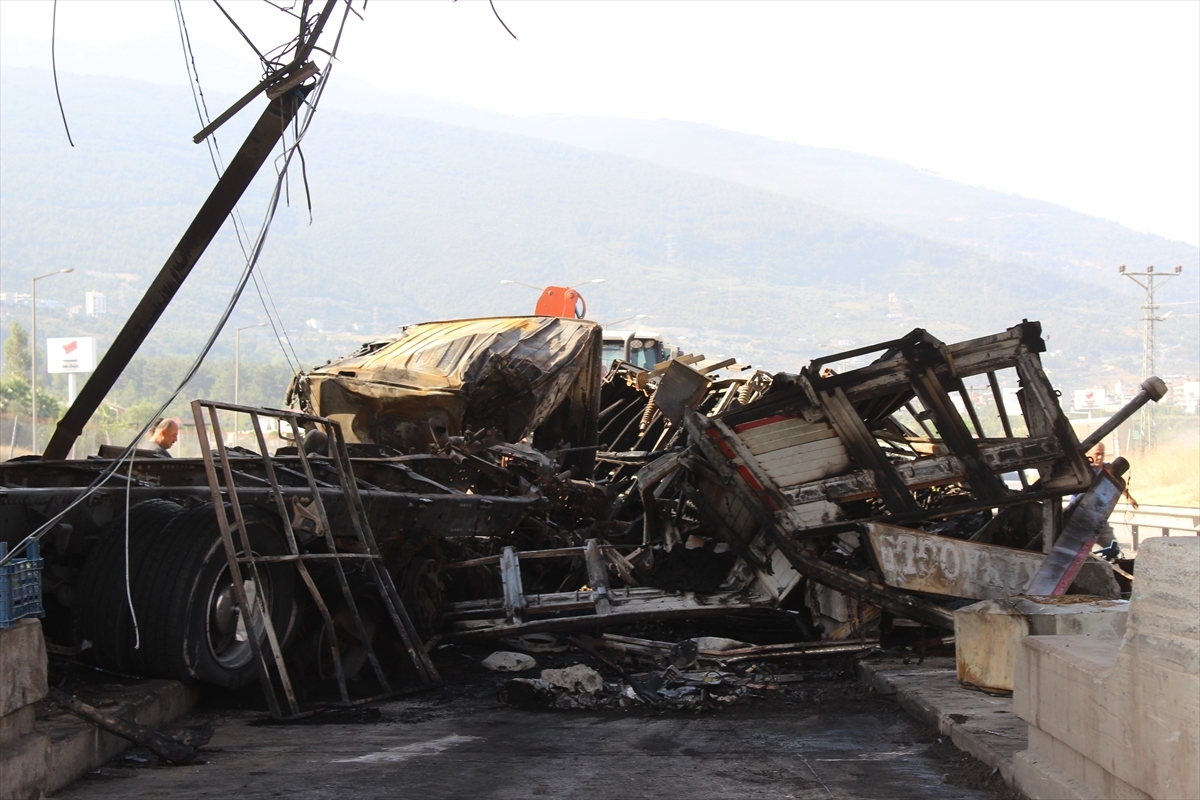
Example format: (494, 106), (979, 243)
(0, 540), (44, 628)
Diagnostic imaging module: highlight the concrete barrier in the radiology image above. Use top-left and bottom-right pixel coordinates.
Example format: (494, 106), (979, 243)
(1012, 537), (1199, 800)
(955, 595), (1128, 693)
(0, 619), (51, 800)
(0, 618), (200, 799)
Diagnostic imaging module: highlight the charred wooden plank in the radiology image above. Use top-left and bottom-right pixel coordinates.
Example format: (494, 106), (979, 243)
(48, 688), (200, 765)
(819, 386), (922, 514)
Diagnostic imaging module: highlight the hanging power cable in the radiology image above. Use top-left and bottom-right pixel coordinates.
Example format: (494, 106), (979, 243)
(1, 0), (359, 568)
(175, 0), (303, 374)
(51, 0), (75, 146)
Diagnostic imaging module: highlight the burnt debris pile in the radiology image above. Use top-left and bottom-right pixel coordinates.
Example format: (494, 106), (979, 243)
(5, 316), (1160, 719)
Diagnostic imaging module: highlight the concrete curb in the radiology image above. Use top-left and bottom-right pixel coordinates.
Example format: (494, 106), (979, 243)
(857, 655), (1027, 793)
(2, 679), (199, 799)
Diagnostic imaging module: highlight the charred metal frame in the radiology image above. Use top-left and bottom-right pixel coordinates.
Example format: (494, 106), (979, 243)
(192, 400), (438, 718)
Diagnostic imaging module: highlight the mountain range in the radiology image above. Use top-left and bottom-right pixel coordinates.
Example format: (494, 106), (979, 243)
(1, 62), (1196, 406)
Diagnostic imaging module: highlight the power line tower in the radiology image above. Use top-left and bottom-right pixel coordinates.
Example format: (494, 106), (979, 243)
(1119, 264), (1182, 451)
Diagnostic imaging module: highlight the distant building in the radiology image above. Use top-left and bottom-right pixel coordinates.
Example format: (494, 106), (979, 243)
(85, 291), (107, 316)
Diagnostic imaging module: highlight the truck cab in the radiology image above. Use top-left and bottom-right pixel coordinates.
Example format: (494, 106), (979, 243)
(601, 330), (678, 371)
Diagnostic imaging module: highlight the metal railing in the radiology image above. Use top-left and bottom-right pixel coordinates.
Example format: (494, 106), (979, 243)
(1108, 503), (1200, 553)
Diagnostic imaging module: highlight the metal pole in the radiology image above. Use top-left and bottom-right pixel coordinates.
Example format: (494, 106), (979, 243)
(30, 268), (73, 454)
(67, 372), (77, 459)
(234, 328), (240, 448)
(30, 279), (35, 453)
(41, 91), (306, 461)
(1120, 265), (1182, 452)
(41, 0), (338, 462)
(1077, 377), (1168, 454)
(234, 322), (267, 449)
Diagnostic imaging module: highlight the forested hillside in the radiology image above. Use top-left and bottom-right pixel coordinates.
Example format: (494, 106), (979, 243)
(1, 67), (1195, 417)
(322, 78), (1200, 292)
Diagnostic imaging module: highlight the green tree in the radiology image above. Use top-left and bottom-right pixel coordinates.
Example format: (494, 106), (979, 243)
(0, 376), (59, 419)
(4, 322), (31, 379)
(0, 377), (31, 414)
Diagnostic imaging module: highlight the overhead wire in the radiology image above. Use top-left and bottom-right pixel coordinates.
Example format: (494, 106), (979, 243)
(51, 0), (75, 146)
(0, 0), (357, 569)
(489, 0), (519, 40)
(175, 0), (303, 374)
(212, 0), (270, 66)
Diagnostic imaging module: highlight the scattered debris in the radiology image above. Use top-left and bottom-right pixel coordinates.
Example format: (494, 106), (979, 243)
(539, 664), (605, 694)
(47, 687), (208, 765)
(481, 651), (538, 672)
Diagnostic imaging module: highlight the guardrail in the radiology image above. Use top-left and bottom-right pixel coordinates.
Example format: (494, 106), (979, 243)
(1108, 503), (1200, 553)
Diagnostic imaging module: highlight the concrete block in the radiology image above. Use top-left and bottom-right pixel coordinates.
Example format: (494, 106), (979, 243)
(1024, 725), (1154, 800)
(1013, 748), (1109, 800)
(0, 730), (50, 800)
(1013, 537), (1200, 800)
(0, 704), (36, 746)
(955, 595), (1127, 692)
(0, 618), (48, 717)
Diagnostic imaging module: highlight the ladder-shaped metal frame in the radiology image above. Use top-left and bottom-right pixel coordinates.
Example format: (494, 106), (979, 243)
(192, 400), (439, 718)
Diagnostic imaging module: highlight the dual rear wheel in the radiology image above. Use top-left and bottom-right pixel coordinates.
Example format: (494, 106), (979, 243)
(73, 501), (295, 688)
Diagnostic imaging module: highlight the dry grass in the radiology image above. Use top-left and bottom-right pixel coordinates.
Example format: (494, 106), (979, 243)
(1123, 439), (1200, 508)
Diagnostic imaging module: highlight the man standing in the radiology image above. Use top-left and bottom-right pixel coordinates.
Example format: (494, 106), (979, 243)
(1084, 442), (1139, 549)
(143, 418), (179, 458)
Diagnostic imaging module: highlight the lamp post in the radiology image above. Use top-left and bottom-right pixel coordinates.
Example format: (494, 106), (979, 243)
(31, 268), (74, 453)
(234, 322), (268, 448)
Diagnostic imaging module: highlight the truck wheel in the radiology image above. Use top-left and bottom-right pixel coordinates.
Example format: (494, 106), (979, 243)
(400, 557), (445, 638)
(72, 500), (183, 673)
(314, 589), (379, 683)
(132, 503), (296, 688)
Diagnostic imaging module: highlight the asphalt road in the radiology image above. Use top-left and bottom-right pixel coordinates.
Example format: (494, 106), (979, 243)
(58, 664), (1016, 800)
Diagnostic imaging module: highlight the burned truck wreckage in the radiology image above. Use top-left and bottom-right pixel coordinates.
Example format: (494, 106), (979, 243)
(1, 315), (1167, 717)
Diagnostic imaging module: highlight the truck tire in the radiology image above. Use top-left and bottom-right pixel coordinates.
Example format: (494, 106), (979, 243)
(131, 503), (296, 688)
(399, 557), (445, 639)
(72, 499), (183, 673)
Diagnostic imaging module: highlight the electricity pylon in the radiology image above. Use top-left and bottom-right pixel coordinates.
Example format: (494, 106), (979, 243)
(1119, 264), (1182, 451)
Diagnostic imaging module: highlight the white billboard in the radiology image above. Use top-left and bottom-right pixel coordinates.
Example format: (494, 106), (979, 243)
(47, 337), (96, 373)
(1073, 388), (1105, 411)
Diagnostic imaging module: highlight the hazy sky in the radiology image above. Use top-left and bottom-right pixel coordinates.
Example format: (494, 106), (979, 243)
(2, 0), (1198, 247)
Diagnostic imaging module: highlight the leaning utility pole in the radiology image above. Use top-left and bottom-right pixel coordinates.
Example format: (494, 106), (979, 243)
(1119, 264), (1182, 452)
(40, 0), (339, 461)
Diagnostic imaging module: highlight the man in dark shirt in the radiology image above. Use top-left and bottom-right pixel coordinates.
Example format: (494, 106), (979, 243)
(144, 418), (179, 458)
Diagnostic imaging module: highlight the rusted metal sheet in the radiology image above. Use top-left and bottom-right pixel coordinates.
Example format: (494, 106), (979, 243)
(652, 361), (712, 425)
(864, 523), (1046, 600)
(290, 316), (602, 455)
(1026, 462), (1128, 595)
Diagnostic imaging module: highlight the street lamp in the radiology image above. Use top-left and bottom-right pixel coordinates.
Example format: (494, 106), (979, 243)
(234, 322), (268, 448)
(31, 268), (74, 453)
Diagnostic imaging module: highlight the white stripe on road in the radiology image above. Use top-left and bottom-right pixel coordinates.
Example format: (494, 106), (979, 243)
(332, 734), (481, 764)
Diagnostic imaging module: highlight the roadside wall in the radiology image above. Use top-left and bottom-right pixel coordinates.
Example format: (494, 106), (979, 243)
(1012, 537), (1200, 800)
(0, 618), (200, 799)
(0, 618), (50, 800)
